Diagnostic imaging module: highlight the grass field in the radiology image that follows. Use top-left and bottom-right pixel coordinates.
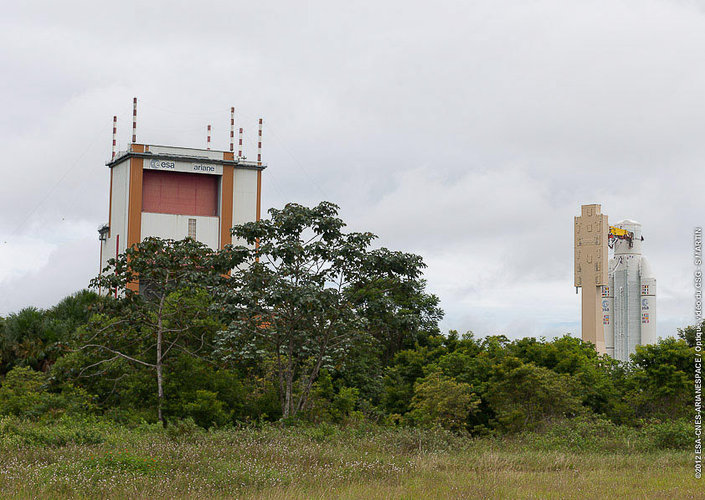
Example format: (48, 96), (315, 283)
(0, 418), (698, 499)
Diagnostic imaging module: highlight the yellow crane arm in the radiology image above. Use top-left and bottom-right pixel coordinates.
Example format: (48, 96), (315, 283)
(609, 226), (631, 237)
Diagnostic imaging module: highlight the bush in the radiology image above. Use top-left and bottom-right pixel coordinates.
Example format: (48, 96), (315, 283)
(515, 415), (641, 452)
(486, 359), (584, 432)
(182, 390), (233, 428)
(409, 372), (480, 432)
(0, 415), (104, 448)
(0, 366), (95, 418)
(165, 417), (204, 441)
(305, 422), (339, 442)
(644, 419), (691, 450)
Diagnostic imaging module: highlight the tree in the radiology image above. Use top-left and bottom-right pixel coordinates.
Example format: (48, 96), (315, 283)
(678, 322), (703, 348)
(409, 372), (480, 432)
(507, 335), (631, 423)
(0, 366), (94, 418)
(0, 291), (100, 376)
(84, 237), (241, 423)
(627, 337), (695, 420)
(485, 358), (583, 432)
(345, 248), (443, 364)
(216, 202), (439, 419)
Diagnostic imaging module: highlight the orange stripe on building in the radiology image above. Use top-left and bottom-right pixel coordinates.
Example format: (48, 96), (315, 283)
(126, 146), (144, 292)
(220, 152), (234, 248)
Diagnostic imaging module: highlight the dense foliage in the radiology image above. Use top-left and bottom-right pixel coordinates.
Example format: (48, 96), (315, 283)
(0, 202), (698, 437)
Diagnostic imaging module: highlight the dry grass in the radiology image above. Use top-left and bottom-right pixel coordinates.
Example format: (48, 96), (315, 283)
(0, 420), (697, 499)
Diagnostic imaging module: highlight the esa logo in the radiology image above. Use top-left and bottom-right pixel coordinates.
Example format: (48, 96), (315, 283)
(150, 159), (175, 169)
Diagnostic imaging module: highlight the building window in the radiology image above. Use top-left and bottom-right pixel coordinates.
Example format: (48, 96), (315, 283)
(188, 219), (197, 239)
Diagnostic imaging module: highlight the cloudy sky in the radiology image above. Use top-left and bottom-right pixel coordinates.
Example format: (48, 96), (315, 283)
(1, 0), (702, 340)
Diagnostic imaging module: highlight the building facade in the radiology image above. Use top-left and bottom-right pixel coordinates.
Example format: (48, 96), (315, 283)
(99, 143), (264, 284)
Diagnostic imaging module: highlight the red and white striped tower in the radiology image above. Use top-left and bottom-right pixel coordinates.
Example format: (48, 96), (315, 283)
(112, 116), (117, 159)
(257, 118), (263, 165)
(229, 107), (235, 153)
(238, 127), (244, 158)
(132, 98), (137, 144)
(207, 124), (211, 150)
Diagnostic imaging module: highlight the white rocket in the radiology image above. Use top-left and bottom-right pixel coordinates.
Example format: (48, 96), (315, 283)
(603, 220), (657, 362)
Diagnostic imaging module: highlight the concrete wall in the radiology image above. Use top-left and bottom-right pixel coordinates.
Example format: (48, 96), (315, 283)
(141, 212), (220, 250)
(100, 159), (130, 271)
(575, 204), (609, 354)
(232, 168), (258, 247)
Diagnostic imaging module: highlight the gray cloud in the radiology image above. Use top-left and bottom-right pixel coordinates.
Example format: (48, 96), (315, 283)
(0, 0), (701, 340)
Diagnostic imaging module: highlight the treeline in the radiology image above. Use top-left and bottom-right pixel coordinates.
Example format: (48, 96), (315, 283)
(0, 202), (698, 435)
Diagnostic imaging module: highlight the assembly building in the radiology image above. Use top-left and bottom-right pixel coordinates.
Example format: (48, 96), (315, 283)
(98, 99), (264, 288)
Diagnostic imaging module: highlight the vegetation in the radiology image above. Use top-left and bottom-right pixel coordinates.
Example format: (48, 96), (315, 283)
(0, 201), (698, 497)
(0, 418), (696, 499)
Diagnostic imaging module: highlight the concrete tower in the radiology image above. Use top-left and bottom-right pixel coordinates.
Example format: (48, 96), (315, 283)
(98, 142), (264, 290)
(603, 220), (657, 361)
(574, 204), (609, 355)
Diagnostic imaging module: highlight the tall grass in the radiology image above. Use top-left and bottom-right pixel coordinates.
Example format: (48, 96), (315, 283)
(0, 417), (696, 499)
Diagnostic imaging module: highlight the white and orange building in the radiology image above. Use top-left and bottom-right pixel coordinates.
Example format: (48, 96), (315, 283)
(98, 103), (264, 285)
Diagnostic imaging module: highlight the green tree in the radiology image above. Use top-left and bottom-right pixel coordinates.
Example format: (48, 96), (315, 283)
(1, 307), (55, 373)
(409, 372), (480, 432)
(627, 337), (695, 420)
(84, 237), (240, 423)
(486, 358), (583, 432)
(0, 366), (94, 418)
(163, 355), (246, 427)
(678, 322), (703, 348)
(507, 335), (631, 423)
(216, 202), (438, 419)
(381, 336), (448, 416)
(1, 291), (100, 375)
(345, 248), (443, 364)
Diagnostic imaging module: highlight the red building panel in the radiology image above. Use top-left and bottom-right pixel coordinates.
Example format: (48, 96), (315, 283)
(142, 170), (218, 216)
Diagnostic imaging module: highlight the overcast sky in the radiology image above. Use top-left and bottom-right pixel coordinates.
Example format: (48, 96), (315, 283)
(1, 0), (702, 340)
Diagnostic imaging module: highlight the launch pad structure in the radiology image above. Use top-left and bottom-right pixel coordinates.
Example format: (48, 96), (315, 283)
(574, 204), (609, 354)
(574, 204), (657, 361)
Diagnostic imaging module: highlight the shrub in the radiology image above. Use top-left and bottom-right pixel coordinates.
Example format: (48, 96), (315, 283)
(0, 366), (95, 418)
(409, 372), (480, 432)
(486, 359), (583, 432)
(181, 390), (233, 428)
(165, 417), (204, 441)
(644, 419), (691, 450)
(0, 415), (104, 448)
(305, 422), (339, 442)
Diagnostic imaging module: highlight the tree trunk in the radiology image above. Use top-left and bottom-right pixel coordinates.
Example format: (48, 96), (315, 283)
(284, 371), (292, 418)
(156, 294), (165, 425)
(282, 335), (294, 418)
(157, 353), (164, 425)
